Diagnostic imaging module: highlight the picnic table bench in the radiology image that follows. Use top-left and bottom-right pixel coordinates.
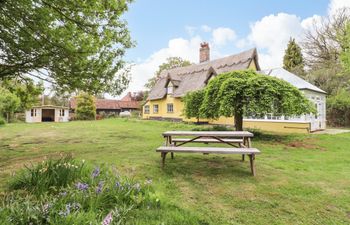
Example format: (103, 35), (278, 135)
(156, 131), (261, 176)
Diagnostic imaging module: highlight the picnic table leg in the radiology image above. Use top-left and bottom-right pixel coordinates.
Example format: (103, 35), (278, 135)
(169, 136), (174, 159)
(248, 154), (256, 176)
(161, 152), (167, 169)
(241, 138), (246, 162)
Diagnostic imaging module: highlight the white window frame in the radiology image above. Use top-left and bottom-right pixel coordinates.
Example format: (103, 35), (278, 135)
(167, 103), (174, 113)
(144, 105), (150, 114)
(153, 105), (159, 114)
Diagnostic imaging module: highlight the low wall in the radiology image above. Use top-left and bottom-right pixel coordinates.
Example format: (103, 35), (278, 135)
(243, 120), (310, 134)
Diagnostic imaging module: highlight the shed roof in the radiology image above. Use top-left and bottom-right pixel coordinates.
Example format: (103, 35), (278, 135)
(69, 98), (140, 110)
(148, 48), (260, 100)
(32, 105), (69, 109)
(260, 68), (326, 94)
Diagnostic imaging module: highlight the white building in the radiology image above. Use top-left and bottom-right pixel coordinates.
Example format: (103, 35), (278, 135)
(25, 105), (69, 123)
(245, 68), (326, 132)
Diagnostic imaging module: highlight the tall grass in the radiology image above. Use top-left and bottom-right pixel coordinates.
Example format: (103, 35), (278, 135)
(1, 156), (159, 224)
(8, 155), (85, 195)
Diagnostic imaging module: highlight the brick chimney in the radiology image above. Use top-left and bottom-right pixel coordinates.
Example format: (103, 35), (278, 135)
(199, 42), (210, 63)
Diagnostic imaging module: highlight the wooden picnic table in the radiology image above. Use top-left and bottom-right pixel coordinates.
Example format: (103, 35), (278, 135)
(157, 130), (260, 176)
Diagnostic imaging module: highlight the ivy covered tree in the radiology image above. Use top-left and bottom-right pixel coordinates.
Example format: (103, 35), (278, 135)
(0, 0), (133, 95)
(0, 87), (20, 123)
(340, 22), (350, 73)
(183, 89), (205, 123)
(184, 70), (315, 131)
(283, 38), (305, 76)
(76, 93), (96, 120)
(145, 57), (191, 90)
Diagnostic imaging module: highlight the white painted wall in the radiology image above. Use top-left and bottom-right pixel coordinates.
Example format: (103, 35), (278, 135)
(25, 108), (42, 123)
(26, 108), (69, 123)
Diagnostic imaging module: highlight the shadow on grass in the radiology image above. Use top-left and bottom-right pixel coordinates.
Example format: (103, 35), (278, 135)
(158, 155), (254, 178)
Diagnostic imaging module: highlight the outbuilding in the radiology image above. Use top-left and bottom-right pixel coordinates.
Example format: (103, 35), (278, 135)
(25, 105), (69, 123)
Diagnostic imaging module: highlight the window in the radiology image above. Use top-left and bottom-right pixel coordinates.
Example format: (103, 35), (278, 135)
(153, 105), (159, 114)
(59, 109), (65, 117)
(167, 86), (173, 95)
(167, 103), (174, 113)
(144, 105), (150, 114)
(31, 109), (37, 117)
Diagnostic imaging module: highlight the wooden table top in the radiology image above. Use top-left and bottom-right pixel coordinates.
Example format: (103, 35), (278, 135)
(162, 131), (254, 137)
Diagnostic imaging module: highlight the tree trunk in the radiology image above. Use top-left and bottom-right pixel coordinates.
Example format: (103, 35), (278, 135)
(234, 111), (243, 131)
(6, 113), (9, 123)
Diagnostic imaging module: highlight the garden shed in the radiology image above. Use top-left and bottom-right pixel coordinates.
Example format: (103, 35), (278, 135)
(25, 105), (69, 123)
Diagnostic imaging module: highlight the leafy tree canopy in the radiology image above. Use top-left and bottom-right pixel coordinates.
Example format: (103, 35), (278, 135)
(145, 57), (191, 90)
(183, 89), (205, 123)
(0, 87), (21, 122)
(185, 70), (315, 131)
(340, 22), (350, 74)
(1, 78), (43, 111)
(0, 0), (134, 96)
(75, 93), (96, 120)
(283, 38), (305, 76)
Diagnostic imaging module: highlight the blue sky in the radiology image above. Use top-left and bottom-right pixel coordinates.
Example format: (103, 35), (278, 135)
(110, 0), (350, 98)
(124, 0), (329, 60)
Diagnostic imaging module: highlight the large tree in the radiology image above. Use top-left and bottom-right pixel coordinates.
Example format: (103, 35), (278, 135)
(283, 38), (305, 76)
(184, 70), (315, 131)
(145, 57), (191, 90)
(302, 8), (350, 95)
(339, 22), (350, 73)
(1, 78), (43, 111)
(0, 0), (134, 96)
(0, 87), (20, 122)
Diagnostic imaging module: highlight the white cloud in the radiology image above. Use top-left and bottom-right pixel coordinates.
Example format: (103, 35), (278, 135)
(246, 13), (304, 69)
(212, 27), (237, 46)
(123, 36), (202, 95)
(201, 25), (212, 32)
(328, 0), (350, 16)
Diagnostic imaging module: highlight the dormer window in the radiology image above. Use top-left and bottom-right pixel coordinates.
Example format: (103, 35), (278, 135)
(167, 85), (173, 94)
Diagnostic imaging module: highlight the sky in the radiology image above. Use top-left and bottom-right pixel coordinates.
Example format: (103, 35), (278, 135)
(113, 0), (350, 99)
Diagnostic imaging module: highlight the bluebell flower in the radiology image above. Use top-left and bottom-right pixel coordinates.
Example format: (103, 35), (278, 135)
(91, 167), (100, 178)
(75, 182), (89, 191)
(96, 181), (104, 194)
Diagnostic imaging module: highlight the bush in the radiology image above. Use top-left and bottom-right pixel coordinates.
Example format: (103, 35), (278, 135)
(2, 156), (159, 225)
(327, 89), (350, 127)
(75, 93), (96, 120)
(0, 117), (5, 126)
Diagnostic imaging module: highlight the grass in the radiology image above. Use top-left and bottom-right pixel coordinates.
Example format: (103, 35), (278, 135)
(0, 118), (350, 224)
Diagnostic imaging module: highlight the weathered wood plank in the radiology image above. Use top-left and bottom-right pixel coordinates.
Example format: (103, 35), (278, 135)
(156, 146), (260, 154)
(172, 138), (244, 144)
(162, 131), (254, 137)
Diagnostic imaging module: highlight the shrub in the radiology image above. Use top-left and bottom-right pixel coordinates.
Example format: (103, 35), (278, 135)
(75, 93), (96, 120)
(327, 89), (350, 127)
(0, 117), (5, 126)
(1, 156), (159, 225)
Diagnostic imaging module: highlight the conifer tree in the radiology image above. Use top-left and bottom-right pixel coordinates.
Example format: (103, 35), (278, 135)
(283, 38), (305, 76)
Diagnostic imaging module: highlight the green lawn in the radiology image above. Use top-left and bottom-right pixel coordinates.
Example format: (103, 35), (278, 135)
(0, 119), (350, 224)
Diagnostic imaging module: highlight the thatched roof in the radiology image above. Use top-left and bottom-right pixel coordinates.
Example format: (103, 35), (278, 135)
(148, 48), (260, 100)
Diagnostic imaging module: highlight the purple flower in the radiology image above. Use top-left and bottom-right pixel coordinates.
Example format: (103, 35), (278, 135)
(59, 191), (67, 197)
(75, 182), (89, 191)
(102, 211), (113, 225)
(96, 181), (104, 194)
(91, 167), (100, 178)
